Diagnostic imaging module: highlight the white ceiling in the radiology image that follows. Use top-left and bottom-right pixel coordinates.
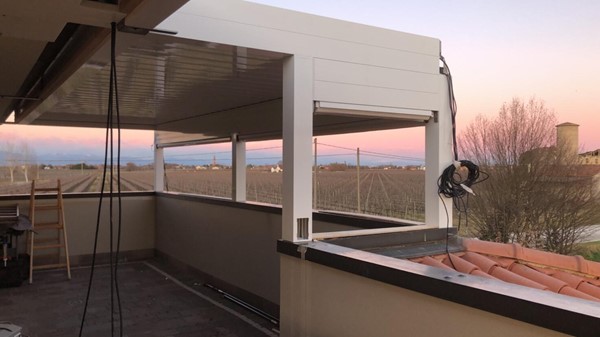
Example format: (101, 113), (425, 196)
(31, 32), (286, 130)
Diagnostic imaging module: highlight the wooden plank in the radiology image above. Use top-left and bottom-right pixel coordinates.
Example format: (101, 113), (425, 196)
(35, 222), (62, 229)
(32, 263), (67, 270)
(34, 187), (59, 192)
(35, 204), (60, 211)
(33, 237), (60, 244)
(33, 243), (64, 250)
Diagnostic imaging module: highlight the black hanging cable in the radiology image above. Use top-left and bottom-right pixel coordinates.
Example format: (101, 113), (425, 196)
(108, 22), (115, 337)
(112, 35), (124, 336)
(440, 55), (459, 162)
(78, 78), (112, 337)
(79, 21), (123, 337)
(439, 193), (457, 270)
(438, 56), (488, 264)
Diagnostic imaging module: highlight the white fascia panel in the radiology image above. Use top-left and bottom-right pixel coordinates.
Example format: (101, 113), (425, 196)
(314, 59), (440, 94)
(314, 81), (440, 112)
(314, 58), (441, 112)
(158, 0), (440, 74)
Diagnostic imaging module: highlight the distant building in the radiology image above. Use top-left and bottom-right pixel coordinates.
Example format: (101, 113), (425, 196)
(556, 122), (600, 165)
(581, 149), (600, 165)
(270, 165), (283, 173)
(556, 122), (579, 157)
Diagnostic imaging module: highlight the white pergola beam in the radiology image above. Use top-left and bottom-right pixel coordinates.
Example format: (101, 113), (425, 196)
(425, 76), (453, 228)
(232, 133), (247, 202)
(154, 132), (165, 192)
(282, 55), (313, 242)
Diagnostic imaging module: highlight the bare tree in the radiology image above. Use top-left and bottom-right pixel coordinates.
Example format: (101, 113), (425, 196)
(460, 97), (600, 254)
(2, 141), (36, 183)
(21, 142), (36, 183)
(4, 141), (19, 183)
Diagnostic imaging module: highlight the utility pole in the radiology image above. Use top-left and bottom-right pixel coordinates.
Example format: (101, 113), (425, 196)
(357, 147), (361, 213)
(313, 138), (317, 209)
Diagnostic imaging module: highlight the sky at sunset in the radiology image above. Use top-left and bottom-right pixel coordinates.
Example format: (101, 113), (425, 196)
(1, 0), (598, 166)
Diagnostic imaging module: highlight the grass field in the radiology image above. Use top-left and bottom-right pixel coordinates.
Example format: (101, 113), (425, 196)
(0, 167), (426, 221)
(576, 241), (600, 262)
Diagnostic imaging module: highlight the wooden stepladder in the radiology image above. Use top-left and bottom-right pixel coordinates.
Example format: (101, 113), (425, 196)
(28, 180), (71, 283)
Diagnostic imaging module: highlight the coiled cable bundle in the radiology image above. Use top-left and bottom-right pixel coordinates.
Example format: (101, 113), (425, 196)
(438, 160), (482, 199)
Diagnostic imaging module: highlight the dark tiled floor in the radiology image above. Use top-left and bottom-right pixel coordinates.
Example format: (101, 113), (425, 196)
(0, 262), (276, 337)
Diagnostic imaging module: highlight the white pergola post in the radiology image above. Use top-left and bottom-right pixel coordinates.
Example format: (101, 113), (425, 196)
(282, 55), (313, 242)
(425, 75), (453, 228)
(232, 133), (246, 202)
(154, 133), (165, 192)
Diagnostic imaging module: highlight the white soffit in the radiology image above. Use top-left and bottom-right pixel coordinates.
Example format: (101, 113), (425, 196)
(29, 33), (287, 129)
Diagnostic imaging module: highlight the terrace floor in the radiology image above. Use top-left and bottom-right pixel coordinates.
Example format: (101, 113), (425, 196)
(0, 260), (278, 337)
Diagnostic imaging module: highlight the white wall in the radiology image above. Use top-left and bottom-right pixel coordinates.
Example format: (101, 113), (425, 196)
(154, 195), (283, 311)
(1, 195), (155, 260)
(280, 255), (568, 337)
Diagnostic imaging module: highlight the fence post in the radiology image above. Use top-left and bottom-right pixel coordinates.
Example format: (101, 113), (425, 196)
(313, 138), (317, 209)
(357, 147), (361, 213)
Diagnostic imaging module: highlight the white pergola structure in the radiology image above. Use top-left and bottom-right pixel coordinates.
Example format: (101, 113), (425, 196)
(150, 1), (454, 242)
(5, 3), (600, 336)
(6, 0), (453, 334)
(19, 0), (454, 242)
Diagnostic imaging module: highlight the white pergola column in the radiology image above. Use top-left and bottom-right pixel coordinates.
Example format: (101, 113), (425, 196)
(232, 133), (246, 202)
(282, 55), (313, 242)
(154, 133), (165, 192)
(425, 75), (453, 228)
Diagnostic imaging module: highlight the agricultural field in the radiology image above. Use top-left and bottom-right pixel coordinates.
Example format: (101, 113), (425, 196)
(0, 168), (154, 195)
(164, 168), (425, 220)
(0, 167), (425, 221)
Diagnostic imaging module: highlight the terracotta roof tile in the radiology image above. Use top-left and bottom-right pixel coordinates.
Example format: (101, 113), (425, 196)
(410, 238), (600, 303)
(461, 252), (498, 273)
(419, 256), (454, 270)
(509, 263), (567, 292)
(577, 282), (600, 299)
(545, 269), (586, 288)
(587, 278), (600, 287)
(558, 287), (600, 301)
(442, 253), (479, 274)
(463, 239), (600, 277)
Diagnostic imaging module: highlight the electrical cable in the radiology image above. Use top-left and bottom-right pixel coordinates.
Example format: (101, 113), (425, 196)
(108, 22), (115, 336)
(439, 193), (457, 270)
(111, 21), (124, 337)
(438, 56), (489, 267)
(78, 60), (112, 337)
(111, 22), (123, 337)
(79, 21), (123, 337)
(440, 55), (459, 162)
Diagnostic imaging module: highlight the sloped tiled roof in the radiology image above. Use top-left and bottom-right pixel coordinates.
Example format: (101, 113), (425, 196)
(410, 239), (600, 302)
